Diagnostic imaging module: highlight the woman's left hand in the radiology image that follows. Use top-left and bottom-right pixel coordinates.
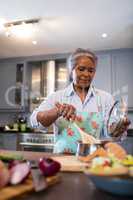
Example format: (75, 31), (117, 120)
(63, 148), (74, 155)
(111, 117), (130, 137)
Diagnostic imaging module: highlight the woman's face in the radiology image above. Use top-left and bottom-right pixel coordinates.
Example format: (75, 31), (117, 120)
(72, 56), (96, 89)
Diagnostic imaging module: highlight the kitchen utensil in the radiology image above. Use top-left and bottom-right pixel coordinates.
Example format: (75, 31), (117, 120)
(73, 122), (100, 144)
(74, 123), (128, 158)
(107, 98), (128, 137)
(76, 142), (101, 157)
(76, 139), (115, 158)
(73, 123), (112, 157)
(29, 160), (47, 192)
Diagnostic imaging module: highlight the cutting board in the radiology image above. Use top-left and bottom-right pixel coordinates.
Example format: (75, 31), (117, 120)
(0, 175), (60, 200)
(52, 155), (89, 172)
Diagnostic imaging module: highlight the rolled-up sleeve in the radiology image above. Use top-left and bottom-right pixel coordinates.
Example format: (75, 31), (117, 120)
(30, 92), (61, 130)
(30, 108), (45, 129)
(30, 95), (53, 130)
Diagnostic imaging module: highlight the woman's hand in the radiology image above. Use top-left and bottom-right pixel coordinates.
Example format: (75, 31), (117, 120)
(110, 117), (130, 137)
(63, 148), (74, 155)
(55, 102), (76, 121)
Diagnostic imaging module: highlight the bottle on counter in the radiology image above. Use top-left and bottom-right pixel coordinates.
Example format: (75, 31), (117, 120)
(13, 115), (19, 131)
(18, 115), (27, 132)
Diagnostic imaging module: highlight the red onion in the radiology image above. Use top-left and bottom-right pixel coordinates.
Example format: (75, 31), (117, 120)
(8, 160), (22, 169)
(0, 160), (10, 188)
(39, 157), (61, 177)
(9, 162), (30, 185)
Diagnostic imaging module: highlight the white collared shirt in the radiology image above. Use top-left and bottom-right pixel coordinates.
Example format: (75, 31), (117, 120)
(30, 83), (114, 139)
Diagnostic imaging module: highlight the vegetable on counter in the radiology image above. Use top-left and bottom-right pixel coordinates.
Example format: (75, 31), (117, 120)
(86, 156), (129, 176)
(0, 152), (23, 162)
(0, 151), (61, 189)
(8, 160), (23, 169)
(121, 155), (133, 166)
(0, 160), (10, 188)
(9, 162), (30, 185)
(39, 157), (61, 177)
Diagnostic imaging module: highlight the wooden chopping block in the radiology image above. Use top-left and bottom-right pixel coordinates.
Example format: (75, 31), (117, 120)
(0, 175), (60, 200)
(52, 155), (89, 172)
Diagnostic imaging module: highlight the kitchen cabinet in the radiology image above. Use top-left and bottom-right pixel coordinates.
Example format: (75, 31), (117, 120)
(0, 134), (4, 148)
(0, 49), (132, 112)
(0, 133), (18, 150)
(93, 54), (112, 93)
(93, 50), (133, 110)
(0, 61), (16, 109)
(0, 60), (27, 111)
(112, 50), (133, 110)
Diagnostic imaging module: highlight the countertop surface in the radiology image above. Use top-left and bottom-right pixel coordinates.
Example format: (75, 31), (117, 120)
(0, 131), (53, 134)
(14, 172), (132, 200)
(0, 150), (133, 200)
(0, 129), (132, 136)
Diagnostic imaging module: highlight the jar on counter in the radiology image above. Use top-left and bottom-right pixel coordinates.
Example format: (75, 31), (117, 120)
(13, 122), (19, 131)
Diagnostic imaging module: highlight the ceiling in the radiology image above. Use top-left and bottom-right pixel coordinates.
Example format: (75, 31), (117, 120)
(0, 0), (133, 59)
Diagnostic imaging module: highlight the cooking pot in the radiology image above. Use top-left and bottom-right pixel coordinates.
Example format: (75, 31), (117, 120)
(76, 142), (101, 157)
(76, 138), (113, 157)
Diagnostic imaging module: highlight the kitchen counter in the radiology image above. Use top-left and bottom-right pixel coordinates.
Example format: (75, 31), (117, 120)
(16, 172), (132, 200)
(0, 131), (53, 134)
(0, 150), (132, 200)
(0, 129), (132, 136)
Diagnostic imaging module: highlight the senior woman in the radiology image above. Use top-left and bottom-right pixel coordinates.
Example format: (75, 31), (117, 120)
(30, 48), (129, 154)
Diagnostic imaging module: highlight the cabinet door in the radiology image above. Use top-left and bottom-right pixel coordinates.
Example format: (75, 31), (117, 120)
(0, 134), (4, 148)
(0, 61), (16, 109)
(3, 134), (17, 150)
(93, 54), (112, 93)
(112, 51), (133, 109)
(0, 61), (24, 110)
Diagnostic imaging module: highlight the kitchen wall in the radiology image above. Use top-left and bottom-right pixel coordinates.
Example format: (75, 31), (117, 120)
(0, 48), (133, 128)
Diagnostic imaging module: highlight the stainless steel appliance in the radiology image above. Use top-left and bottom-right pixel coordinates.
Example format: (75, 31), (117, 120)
(18, 133), (54, 152)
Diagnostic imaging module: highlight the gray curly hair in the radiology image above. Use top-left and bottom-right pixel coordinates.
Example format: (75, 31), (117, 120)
(67, 48), (97, 80)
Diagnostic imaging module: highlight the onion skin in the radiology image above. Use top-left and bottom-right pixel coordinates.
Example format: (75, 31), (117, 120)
(39, 158), (61, 177)
(0, 160), (10, 188)
(8, 160), (22, 169)
(9, 162), (30, 185)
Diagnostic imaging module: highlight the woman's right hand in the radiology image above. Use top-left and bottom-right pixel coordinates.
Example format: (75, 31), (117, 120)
(55, 102), (76, 121)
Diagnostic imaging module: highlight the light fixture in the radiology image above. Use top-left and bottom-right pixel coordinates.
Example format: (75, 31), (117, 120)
(0, 18), (6, 30)
(32, 40), (37, 45)
(102, 33), (108, 38)
(3, 18), (40, 38)
(4, 18), (40, 28)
